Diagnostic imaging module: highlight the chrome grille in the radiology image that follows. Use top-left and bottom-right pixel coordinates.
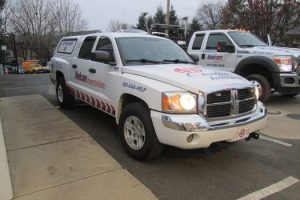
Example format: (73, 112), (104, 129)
(239, 98), (255, 113)
(206, 88), (256, 118)
(207, 103), (231, 118)
(238, 88), (253, 100)
(207, 91), (231, 104)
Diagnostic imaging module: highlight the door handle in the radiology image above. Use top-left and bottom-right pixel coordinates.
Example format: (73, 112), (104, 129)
(201, 54), (205, 60)
(72, 64), (77, 69)
(89, 68), (96, 73)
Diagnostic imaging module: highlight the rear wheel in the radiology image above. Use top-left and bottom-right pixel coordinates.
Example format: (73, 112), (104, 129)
(119, 102), (164, 160)
(247, 74), (271, 102)
(56, 77), (74, 109)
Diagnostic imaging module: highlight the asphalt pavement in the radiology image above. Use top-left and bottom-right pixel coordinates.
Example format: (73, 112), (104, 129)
(1, 74), (300, 200)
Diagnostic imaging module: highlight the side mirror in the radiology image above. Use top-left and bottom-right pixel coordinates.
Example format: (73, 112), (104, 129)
(216, 42), (227, 52)
(91, 51), (110, 62)
(190, 54), (199, 62)
(217, 42), (235, 53)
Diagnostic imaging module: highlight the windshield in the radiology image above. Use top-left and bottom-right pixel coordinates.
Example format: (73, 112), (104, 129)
(228, 31), (267, 48)
(116, 37), (194, 66)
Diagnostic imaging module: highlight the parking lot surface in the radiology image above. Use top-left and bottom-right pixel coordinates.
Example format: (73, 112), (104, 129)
(1, 74), (300, 200)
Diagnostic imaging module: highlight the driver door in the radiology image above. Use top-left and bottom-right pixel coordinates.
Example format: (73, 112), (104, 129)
(201, 33), (236, 71)
(87, 36), (116, 115)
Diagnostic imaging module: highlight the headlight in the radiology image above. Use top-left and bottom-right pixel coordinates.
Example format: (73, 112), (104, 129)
(274, 55), (293, 72)
(162, 92), (197, 113)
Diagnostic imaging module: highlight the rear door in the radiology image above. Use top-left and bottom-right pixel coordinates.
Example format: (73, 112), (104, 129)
(188, 33), (205, 65)
(70, 36), (97, 98)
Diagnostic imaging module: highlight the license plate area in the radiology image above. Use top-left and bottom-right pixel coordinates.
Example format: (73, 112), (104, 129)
(234, 128), (250, 141)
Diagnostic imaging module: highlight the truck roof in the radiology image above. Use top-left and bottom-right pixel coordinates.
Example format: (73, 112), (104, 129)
(61, 32), (166, 40)
(193, 29), (247, 34)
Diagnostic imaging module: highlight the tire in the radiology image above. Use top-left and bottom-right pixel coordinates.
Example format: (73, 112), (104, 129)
(119, 102), (164, 160)
(281, 93), (299, 97)
(56, 77), (74, 109)
(247, 74), (271, 102)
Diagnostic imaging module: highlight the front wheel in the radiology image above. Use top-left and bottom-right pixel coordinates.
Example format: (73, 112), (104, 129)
(119, 102), (164, 160)
(56, 77), (74, 109)
(247, 74), (271, 102)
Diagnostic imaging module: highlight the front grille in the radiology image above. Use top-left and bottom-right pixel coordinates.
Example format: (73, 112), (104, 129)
(239, 98), (255, 113)
(207, 91), (231, 104)
(207, 104), (231, 118)
(238, 88), (254, 100)
(205, 88), (256, 118)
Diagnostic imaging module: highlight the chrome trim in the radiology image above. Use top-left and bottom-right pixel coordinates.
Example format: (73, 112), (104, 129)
(206, 101), (231, 106)
(162, 102), (267, 132)
(162, 115), (209, 132)
(231, 89), (239, 115)
(238, 97), (255, 102)
(279, 73), (300, 88)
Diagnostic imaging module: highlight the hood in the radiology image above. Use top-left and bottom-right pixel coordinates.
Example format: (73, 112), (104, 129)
(245, 46), (300, 57)
(122, 64), (252, 93)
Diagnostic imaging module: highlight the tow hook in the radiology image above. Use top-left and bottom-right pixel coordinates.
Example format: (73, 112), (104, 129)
(245, 132), (260, 141)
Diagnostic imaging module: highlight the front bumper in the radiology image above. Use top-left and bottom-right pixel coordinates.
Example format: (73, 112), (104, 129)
(276, 73), (300, 94)
(151, 102), (267, 149)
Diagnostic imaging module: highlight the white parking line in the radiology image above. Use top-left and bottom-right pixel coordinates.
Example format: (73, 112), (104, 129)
(237, 176), (299, 200)
(260, 135), (292, 147)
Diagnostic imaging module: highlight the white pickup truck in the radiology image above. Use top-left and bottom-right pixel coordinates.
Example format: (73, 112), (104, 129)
(50, 33), (266, 160)
(188, 30), (300, 102)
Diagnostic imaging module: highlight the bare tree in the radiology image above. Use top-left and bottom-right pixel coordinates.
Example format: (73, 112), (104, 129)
(6, 0), (88, 61)
(197, 1), (225, 30)
(50, 0), (88, 36)
(1, 0), (13, 34)
(107, 20), (132, 32)
(222, 0), (300, 45)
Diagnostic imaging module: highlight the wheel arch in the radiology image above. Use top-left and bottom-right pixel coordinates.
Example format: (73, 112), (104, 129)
(116, 93), (149, 124)
(56, 70), (65, 81)
(235, 56), (279, 88)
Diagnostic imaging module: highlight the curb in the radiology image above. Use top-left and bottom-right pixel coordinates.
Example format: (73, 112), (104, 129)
(0, 116), (13, 200)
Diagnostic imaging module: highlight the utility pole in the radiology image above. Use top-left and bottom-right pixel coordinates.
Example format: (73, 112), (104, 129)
(165, 0), (171, 34)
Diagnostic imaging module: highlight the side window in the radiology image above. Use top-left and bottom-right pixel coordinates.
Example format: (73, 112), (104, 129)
(95, 37), (115, 62)
(57, 39), (77, 54)
(78, 36), (96, 59)
(192, 34), (205, 50)
(206, 34), (232, 50)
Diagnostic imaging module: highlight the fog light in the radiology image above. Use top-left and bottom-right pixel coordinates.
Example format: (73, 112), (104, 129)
(284, 77), (295, 84)
(187, 134), (194, 143)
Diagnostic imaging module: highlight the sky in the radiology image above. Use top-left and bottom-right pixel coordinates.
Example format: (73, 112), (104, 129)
(72, 0), (205, 31)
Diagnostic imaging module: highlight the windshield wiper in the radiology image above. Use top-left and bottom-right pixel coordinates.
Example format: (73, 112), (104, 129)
(239, 44), (256, 48)
(125, 59), (162, 64)
(162, 59), (194, 64)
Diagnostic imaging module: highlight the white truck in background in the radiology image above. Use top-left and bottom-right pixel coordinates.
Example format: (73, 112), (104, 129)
(188, 30), (300, 102)
(50, 33), (266, 160)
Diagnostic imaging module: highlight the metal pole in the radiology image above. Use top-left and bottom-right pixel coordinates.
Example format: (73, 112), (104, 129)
(11, 34), (19, 74)
(165, 0), (170, 34)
